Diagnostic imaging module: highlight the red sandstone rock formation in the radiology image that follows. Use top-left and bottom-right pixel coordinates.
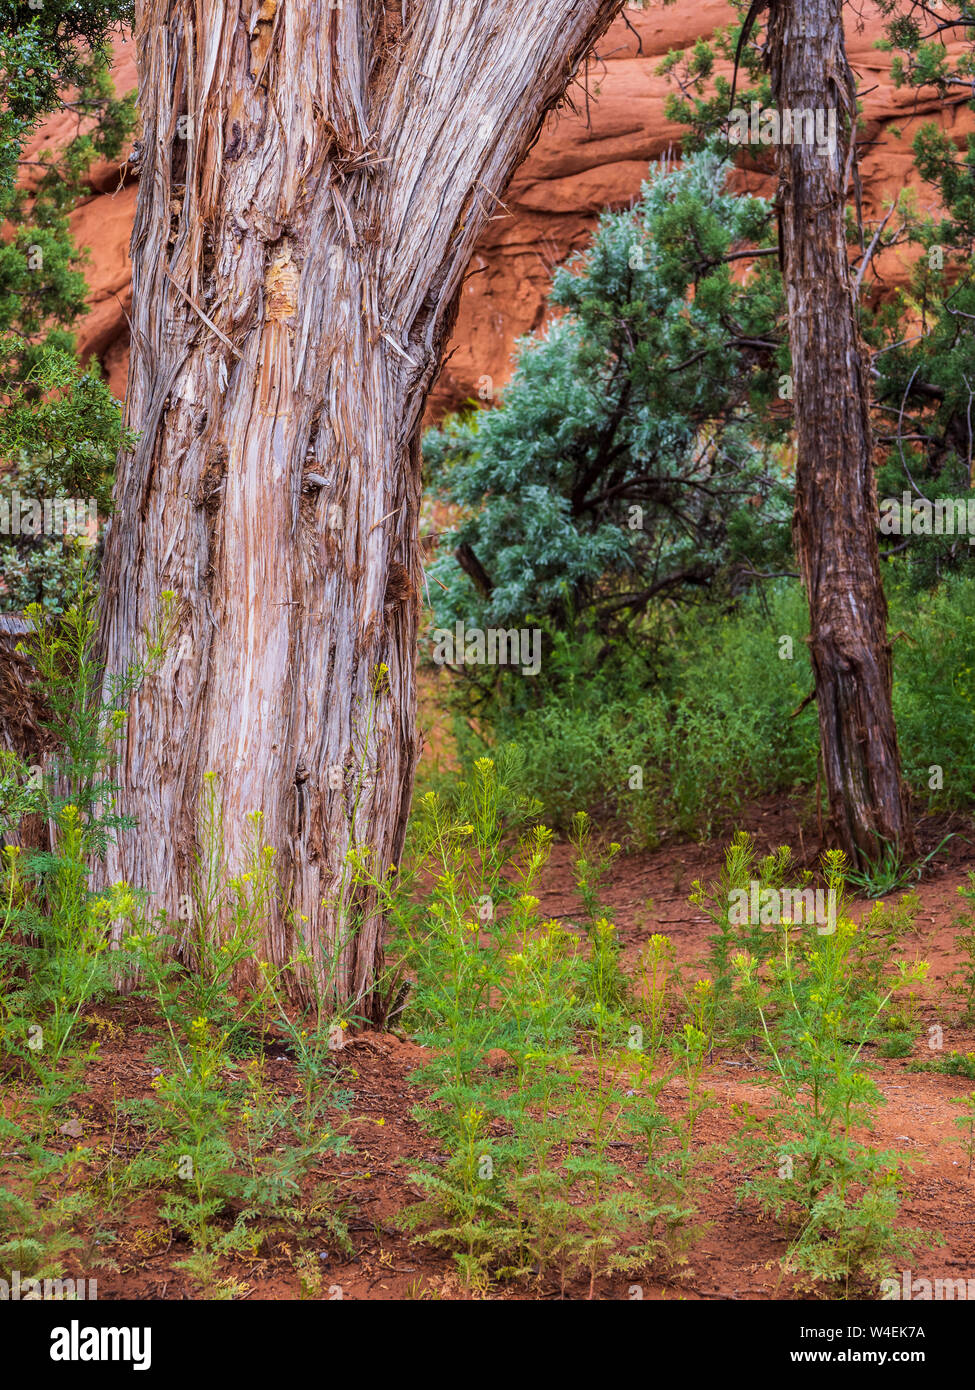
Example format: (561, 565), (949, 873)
(19, 2), (975, 414)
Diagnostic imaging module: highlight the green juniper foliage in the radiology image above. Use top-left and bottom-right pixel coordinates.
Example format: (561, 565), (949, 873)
(0, 1), (132, 192)
(425, 47), (975, 840)
(425, 150), (792, 654)
(867, 96), (975, 592)
(1, 2), (135, 611)
(656, 0), (772, 159)
(658, 0), (975, 592)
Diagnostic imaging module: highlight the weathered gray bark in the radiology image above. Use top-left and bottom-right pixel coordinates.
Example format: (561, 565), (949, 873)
(768, 0), (914, 866)
(96, 0), (624, 1012)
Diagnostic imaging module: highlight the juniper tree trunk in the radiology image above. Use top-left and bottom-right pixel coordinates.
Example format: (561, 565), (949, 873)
(768, 0), (914, 865)
(96, 0), (624, 1013)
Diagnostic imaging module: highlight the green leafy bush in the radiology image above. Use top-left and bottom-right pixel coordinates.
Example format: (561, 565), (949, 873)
(424, 149), (791, 646)
(889, 575), (975, 807)
(452, 583), (817, 843)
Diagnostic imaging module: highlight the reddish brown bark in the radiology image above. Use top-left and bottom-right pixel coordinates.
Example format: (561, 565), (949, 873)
(768, 0), (914, 865)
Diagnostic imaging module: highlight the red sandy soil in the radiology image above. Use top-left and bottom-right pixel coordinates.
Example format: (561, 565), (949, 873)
(8, 793), (974, 1301)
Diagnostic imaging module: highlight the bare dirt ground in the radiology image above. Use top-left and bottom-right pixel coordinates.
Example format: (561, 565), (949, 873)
(10, 793), (975, 1301)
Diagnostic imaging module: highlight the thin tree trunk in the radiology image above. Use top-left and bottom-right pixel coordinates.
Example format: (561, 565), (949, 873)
(96, 0), (623, 1013)
(768, 0), (914, 866)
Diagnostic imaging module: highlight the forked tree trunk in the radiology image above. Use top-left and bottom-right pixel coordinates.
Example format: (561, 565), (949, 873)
(96, 0), (623, 1012)
(768, 0), (914, 866)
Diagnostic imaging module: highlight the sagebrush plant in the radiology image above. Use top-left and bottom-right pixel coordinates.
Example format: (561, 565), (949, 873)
(1, 550), (174, 844)
(118, 999), (353, 1299)
(386, 756), (558, 1289)
(0, 553), (959, 1302)
(724, 849), (938, 1295)
(0, 553), (176, 1076)
(691, 830), (805, 1037)
(0, 1131), (97, 1288)
(569, 811), (629, 1012)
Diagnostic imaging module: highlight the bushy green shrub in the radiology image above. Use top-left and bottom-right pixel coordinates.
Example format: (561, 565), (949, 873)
(432, 570), (975, 843)
(0, 20), (136, 613)
(889, 574), (975, 807)
(452, 584), (817, 843)
(424, 149), (791, 647)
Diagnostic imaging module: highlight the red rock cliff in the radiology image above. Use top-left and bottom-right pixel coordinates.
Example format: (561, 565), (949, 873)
(20, 1), (975, 414)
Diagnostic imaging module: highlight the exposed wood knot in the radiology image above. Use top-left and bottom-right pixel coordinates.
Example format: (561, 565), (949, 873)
(264, 239), (299, 322)
(224, 121), (244, 161)
(196, 448), (227, 510)
(259, 240), (298, 415)
(384, 561), (415, 608)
